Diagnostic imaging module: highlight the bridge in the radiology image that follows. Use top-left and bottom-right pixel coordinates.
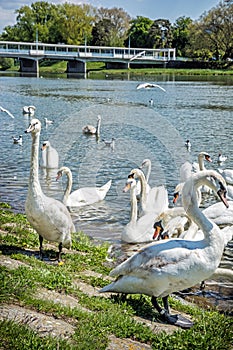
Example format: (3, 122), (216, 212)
(0, 41), (176, 76)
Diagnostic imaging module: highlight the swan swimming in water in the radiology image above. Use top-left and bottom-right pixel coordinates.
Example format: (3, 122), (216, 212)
(23, 105), (36, 116)
(12, 135), (23, 145)
(82, 115), (101, 136)
(99, 170), (229, 328)
(25, 119), (75, 262)
(56, 166), (112, 208)
(40, 140), (59, 169)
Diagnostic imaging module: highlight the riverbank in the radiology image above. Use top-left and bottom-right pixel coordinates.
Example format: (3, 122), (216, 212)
(4, 60), (233, 78)
(0, 203), (232, 349)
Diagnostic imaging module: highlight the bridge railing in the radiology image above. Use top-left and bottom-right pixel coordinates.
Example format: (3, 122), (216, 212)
(0, 41), (176, 61)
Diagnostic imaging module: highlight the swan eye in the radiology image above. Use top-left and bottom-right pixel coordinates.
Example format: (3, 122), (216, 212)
(128, 173), (134, 179)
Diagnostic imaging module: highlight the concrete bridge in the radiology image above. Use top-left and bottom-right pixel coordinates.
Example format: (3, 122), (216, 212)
(0, 41), (176, 76)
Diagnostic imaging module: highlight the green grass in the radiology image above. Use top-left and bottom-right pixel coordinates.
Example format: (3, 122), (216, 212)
(0, 203), (232, 349)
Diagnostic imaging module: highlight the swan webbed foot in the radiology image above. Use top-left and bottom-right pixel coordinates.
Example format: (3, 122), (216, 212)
(162, 312), (194, 329)
(151, 295), (193, 329)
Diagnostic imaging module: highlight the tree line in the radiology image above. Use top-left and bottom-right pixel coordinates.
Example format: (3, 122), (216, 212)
(0, 0), (232, 61)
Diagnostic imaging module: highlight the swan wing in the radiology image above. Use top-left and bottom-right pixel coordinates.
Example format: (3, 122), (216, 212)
(68, 182), (111, 207)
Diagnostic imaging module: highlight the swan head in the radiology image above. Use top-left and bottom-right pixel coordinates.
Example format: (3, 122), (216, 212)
(97, 115), (101, 121)
(129, 168), (146, 180)
(140, 159), (151, 168)
(123, 175), (136, 192)
(41, 140), (51, 150)
(199, 152), (212, 163)
(25, 118), (41, 134)
(56, 166), (71, 181)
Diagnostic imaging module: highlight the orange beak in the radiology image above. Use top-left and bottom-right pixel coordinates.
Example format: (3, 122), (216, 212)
(173, 192), (179, 204)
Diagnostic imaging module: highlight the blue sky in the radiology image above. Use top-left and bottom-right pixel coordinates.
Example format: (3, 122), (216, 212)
(0, 0), (221, 32)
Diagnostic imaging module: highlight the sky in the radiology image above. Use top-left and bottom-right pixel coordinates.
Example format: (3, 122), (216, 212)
(0, 0), (221, 32)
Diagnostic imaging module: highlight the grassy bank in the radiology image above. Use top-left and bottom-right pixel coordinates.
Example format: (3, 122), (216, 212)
(0, 202), (232, 350)
(5, 60), (233, 77)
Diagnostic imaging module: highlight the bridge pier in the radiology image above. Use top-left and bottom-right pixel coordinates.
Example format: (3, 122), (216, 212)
(67, 60), (86, 74)
(20, 58), (39, 75)
(106, 62), (129, 69)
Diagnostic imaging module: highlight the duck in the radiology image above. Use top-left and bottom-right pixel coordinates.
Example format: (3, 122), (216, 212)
(0, 105), (15, 119)
(82, 115), (101, 136)
(12, 135), (23, 145)
(99, 170), (229, 329)
(185, 140), (191, 151)
(56, 166), (112, 208)
(24, 119), (75, 262)
(40, 140), (59, 169)
(44, 117), (54, 125)
(217, 153), (227, 163)
(23, 105), (36, 116)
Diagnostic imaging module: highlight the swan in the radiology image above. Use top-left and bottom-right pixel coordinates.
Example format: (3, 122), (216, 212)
(12, 135), (22, 145)
(121, 176), (156, 243)
(202, 200), (233, 226)
(136, 83), (166, 92)
(130, 168), (168, 215)
(0, 106), (15, 119)
(23, 105), (36, 116)
(192, 151), (212, 172)
(82, 115), (101, 136)
(40, 140), (59, 169)
(139, 159), (151, 184)
(218, 168), (233, 185)
(24, 119), (75, 262)
(56, 166), (112, 208)
(99, 170), (229, 328)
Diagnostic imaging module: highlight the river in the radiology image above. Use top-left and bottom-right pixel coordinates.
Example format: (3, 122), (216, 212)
(0, 72), (232, 312)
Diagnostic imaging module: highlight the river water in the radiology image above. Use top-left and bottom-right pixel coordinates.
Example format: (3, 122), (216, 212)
(0, 72), (232, 312)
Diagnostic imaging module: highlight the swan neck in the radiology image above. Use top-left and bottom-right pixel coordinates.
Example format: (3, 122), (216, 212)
(129, 186), (137, 223)
(145, 162), (151, 183)
(198, 154), (204, 171)
(96, 118), (101, 135)
(29, 132), (41, 193)
(138, 173), (147, 211)
(63, 170), (72, 204)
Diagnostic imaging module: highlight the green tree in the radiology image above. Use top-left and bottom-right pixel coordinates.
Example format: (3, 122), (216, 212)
(126, 16), (153, 48)
(92, 7), (131, 46)
(147, 19), (173, 48)
(172, 16), (193, 57)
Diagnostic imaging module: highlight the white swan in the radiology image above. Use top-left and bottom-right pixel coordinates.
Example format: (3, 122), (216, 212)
(140, 159), (151, 184)
(130, 168), (168, 216)
(192, 151), (212, 172)
(40, 140), (59, 169)
(82, 115), (101, 136)
(121, 176), (155, 243)
(0, 106), (15, 119)
(202, 200), (233, 226)
(24, 119), (75, 262)
(99, 170), (229, 328)
(12, 135), (23, 145)
(56, 166), (112, 208)
(218, 153), (227, 163)
(136, 83), (166, 92)
(218, 168), (233, 185)
(23, 105), (36, 116)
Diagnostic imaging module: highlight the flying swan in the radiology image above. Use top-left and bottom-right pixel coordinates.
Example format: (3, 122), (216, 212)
(136, 83), (166, 92)
(25, 119), (75, 262)
(99, 170), (229, 329)
(56, 166), (112, 208)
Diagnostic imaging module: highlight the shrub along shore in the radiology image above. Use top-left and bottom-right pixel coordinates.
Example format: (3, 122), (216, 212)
(0, 202), (232, 349)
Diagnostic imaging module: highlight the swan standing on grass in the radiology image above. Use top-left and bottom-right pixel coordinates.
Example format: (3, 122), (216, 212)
(99, 170), (229, 328)
(40, 140), (59, 169)
(82, 115), (101, 136)
(56, 166), (112, 208)
(0, 106), (15, 119)
(25, 119), (75, 262)
(23, 105), (36, 116)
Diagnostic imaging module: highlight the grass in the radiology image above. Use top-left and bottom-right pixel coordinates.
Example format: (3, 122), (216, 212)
(4, 60), (233, 77)
(0, 202), (232, 349)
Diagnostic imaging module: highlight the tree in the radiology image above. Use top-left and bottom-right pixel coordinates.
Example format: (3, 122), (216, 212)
(92, 7), (131, 46)
(172, 16), (193, 57)
(126, 16), (153, 48)
(147, 19), (173, 49)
